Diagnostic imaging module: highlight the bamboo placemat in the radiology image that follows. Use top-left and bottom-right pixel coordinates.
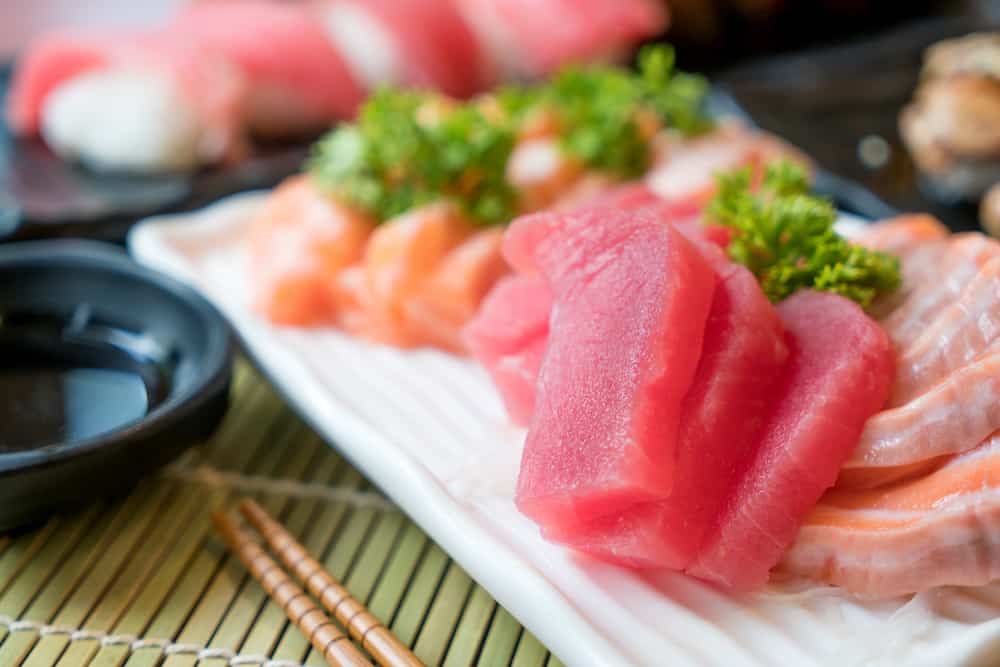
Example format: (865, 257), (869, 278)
(0, 360), (561, 667)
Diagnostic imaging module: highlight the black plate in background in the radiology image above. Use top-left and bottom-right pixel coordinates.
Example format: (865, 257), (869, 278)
(716, 11), (1000, 232)
(0, 240), (234, 530)
(0, 64), (312, 244)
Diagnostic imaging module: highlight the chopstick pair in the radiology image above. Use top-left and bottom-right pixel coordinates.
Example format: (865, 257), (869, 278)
(212, 499), (425, 667)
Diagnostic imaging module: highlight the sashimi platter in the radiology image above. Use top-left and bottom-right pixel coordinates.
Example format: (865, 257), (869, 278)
(118, 31), (1000, 666)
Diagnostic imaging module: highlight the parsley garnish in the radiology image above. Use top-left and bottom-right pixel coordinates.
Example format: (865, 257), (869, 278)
(308, 90), (517, 225)
(706, 161), (901, 307)
(500, 45), (712, 177)
(307, 45), (712, 224)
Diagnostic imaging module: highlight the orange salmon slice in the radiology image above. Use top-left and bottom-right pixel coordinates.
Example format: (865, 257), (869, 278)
(405, 227), (510, 353)
(784, 434), (1000, 597)
(250, 176), (374, 325)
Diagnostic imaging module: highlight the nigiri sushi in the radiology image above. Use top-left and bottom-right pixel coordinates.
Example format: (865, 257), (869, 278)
(10, 30), (247, 171)
(8, 1), (365, 171)
(315, 0), (490, 98)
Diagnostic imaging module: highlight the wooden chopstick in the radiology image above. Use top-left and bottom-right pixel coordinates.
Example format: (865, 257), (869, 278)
(211, 511), (373, 667)
(238, 499), (426, 667)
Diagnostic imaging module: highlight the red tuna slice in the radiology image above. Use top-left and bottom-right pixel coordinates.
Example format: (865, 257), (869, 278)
(172, 1), (365, 128)
(463, 275), (553, 425)
(544, 258), (789, 569)
(587, 182), (707, 221)
(512, 208), (717, 528)
(504, 187), (728, 274)
(455, 0), (666, 77)
(315, 0), (490, 98)
(578, 183), (732, 248)
(687, 290), (894, 590)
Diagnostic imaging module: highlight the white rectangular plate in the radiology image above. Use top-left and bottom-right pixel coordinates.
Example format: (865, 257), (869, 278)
(130, 193), (1000, 667)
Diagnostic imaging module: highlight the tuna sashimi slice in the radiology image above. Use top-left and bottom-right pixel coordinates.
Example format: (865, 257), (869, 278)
(544, 258), (788, 569)
(512, 208), (717, 527)
(463, 275), (552, 425)
(317, 0), (489, 97)
(172, 1), (366, 131)
(688, 290), (894, 590)
(453, 0), (666, 78)
(580, 183), (733, 247)
(784, 432), (1000, 597)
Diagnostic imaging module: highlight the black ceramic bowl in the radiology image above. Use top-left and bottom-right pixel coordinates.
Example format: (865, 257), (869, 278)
(0, 240), (234, 529)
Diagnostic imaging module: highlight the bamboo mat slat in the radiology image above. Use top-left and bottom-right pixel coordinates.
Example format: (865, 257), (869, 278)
(0, 360), (556, 667)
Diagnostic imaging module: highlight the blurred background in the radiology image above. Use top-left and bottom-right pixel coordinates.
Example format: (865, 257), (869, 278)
(3, 0), (992, 67)
(2, 0), (999, 235)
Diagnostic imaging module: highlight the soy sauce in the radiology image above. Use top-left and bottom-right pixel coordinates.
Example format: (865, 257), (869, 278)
(0, 366), (151, 452)
(0, 307), (172, 452)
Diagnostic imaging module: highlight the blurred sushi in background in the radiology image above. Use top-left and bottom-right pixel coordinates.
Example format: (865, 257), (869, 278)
(4, 0), (668, 173)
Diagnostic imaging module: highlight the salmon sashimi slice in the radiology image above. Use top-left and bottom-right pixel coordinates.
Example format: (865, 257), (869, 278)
(360, 203), (472, 345)
(876, 233), (1000, 350)
(463, 274), (552, 425)
(404, 227), (510, 353)
(646, 122), (812, 206)
(783, 433), (1000, 597)
(865, 242), (950, 320)
(542, 256), (788, 569)
(852, 213), (950, 254)
(889, 255), (1000, 405)
(842, 349), (1000, 477)
(834, 222), (1000, 484)
(834, 456), (949, 490)
(688, 291), (894, 590)
(513, 208), (716, 528)
(251, 176), (375, 326)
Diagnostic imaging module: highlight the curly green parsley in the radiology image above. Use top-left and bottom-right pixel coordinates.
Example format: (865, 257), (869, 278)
(308, 90), (517, 225)
(500, 44), (713, 178)
(307, 45), (712, 224)
(706, 161), (901, 307)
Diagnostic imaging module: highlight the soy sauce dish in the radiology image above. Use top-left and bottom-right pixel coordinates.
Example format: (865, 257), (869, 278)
(0, 240), (233, 530)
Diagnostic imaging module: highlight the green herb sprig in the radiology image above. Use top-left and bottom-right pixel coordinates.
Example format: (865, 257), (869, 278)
(706, 161), (901, 307)
(308, 90), (517, 225)
(308, 45), (712, 224)
(500, 44), (712, 178)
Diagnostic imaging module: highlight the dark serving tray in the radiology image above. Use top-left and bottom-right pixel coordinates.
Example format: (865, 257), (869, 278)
(0, 64), (313, 243)
(716, 11), (1000, 232)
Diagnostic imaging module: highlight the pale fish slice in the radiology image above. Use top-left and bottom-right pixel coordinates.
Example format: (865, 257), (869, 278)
(783, 435), (1000, 598)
